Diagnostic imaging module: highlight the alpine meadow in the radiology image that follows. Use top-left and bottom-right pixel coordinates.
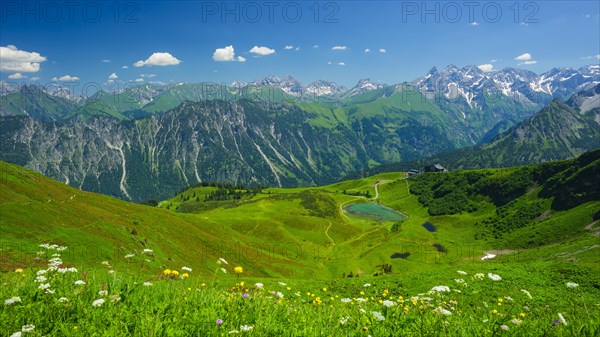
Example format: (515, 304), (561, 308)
(0, 1), (599, 336)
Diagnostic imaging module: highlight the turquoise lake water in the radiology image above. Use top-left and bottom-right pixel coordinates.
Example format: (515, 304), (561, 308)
(344, 203), (407, 222)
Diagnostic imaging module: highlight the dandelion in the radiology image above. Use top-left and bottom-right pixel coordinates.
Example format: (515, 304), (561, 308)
(382, 300), (395, 307)
(218, 258), (228, 265)
(216, 319), (223, 325)
(491, 309), (498, 314)
(457, 270), (467, 275)
(4, 296), (21, 305)
(163, 269), (171, 275)
(234, 266), (243, 274)
(58, 297), (69, 302)
(519, 313), (526, 318)
(98, 290), (108, 296)
(433, 307), (452, 316)
(143, 282), (153, 287)
(255, 283), (264, 289)
(74, 280), (86, 285)
(21, 325), (35, 333)
(520, 289), (532, 299)
(500, 325), (509, 331)
(371, 311), (385, 321)
(430, 285), (450, 292)
(558, 313), (567, 325)
(566, 282), (579, 288)
(182, 266), (192, 272)
(15, 268), (23, 273)
(92, 299), (105, 307)
(181, 273), (189, 278)
(240, 325), (253, 331)
(487, 273), (502, 281)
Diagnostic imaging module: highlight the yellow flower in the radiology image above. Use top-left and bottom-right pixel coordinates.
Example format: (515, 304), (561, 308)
(234, 266), (243, 274)
(519, 313), (526, 318)
(163, 269), (171, 275)
(287, 287), (291, 291)
(181, 273), (189, 278)
(498, 298), (503, 303)
(404, 306), (409, 312)
(360, 291), (365, 295)
(15, 268), (23, 273)
(240, 281), (244, 287)
(322, 288), (327, 292)
(200, 283), (206, 287)
(171, 270), (179, 276)
(492, 309), (498, 314)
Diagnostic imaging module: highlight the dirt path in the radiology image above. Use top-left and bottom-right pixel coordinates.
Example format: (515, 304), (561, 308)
(325, 222), (336, 246)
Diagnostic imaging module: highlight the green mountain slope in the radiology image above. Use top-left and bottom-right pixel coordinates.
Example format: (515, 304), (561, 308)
(0, 85), (79, 121)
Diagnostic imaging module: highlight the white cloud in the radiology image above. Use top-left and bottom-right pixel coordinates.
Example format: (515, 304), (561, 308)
(327, 61), (332, 65)
(284, 45), (294, 50)
(139, 74), (156, 78)
(490, 59), (498, 63)
(135, 78), (144, 82)
(122, 65), (129, 69)
(212, 45), (240, 62)
(134, 52), (181, 67)
(515, 53), (532, 61)
(469, 21), (479, 26)
(237, 56), (246, 62)
(478, 64), (494, 72)
(379, 48), (386, 53)
(249, 46), (276, 56)
(338, 62), (346, 66)
(101, 59), (111, 63)
(0, 45), (47, 73)
(53, 75), (80, 81)
(332, 46), (347, 51)
(364, 48), (371, 53)
(108, 73), (118, 79)
(581, 54), (600, 60)
(8, 73), (25, 79)
(107, 79), (115, 84)
(519, 60), (537, 65)
(313, 45), (319, 48)
(30, 76), (40, 81)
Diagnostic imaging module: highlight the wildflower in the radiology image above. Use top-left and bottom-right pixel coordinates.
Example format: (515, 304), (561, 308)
(276, 291), (284, 298)
(37, 270), (47, 275)
(228, 330), (239, 334)
(286, 287), (291, 291)
(218, 258), (228, 265)
(558, 313), (567, 325)
(498, 298), (503, 303)
(108, 270), (115, 274)
(566, 282), (579, 288)
(371, 311), (385, 321)
(21, 325), (35, 333)
(216, 319), (223, 325)
(92, 298), (105, 307)
(511, 318), (522, 325)
(487, 273), (502, 281)
(142, 249), (153, 254)
(430, 285), (450, 292)
(58, 297), (69, 302)
(74, 280), (86, 285)
(163, 269), (172, 275)
(38, 283), (51, 290)
(433, 307), (452, 316)
(15, 268), (23, 273)
(341, 298), (352, 303)
(46, 289), (55, 294)
(363, 283), (371, 287)
(220, 268), (227, 274)
(500, 325), (509, 331)
(98, 290), (108, 296)
(35, 275), (47, 283)
(242, 293), (249, 298)
(255, 283), (264, 289)
(143, 282), (153, 287)
(382, 300), (395, 307)
(109, 295), (121, 302)
(457, 270), (467, 275)
(473, 273), (485, 279)
(181, 273), (189, 278)
(240, 325), (253, 331)
(322, 287), (327, 292)
(182, 266), (192, 272)
(234, 266), (243, 274)
(4, 296), (21, 305)
(520, 289), (532, 299)
(504, 296), (513, 302)
(277, 281), (287, 286)
(491, 309), (498, 314)
(124, 253), (135, 258)
(340, 315), (350, 325)
(10, 331), (22, 337)
(101, 261), (110, 266)
(519, 313), (526, 318)
(356, 298), (367, 303)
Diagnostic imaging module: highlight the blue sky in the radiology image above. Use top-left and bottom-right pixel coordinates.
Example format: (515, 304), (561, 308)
(1, 1), (599, 88)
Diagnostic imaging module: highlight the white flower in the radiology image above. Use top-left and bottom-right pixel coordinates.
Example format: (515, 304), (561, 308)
(35, 275), (47, 283)
(58, 297), (69, 302)
(38, 283), (51, 290)
(57, 268), (68, 274)
(511, 318), (522, 325)
(500, 324), (509, 331)
(4, 296), (21, 305)
(10, 332), (21, 337)
(56, 246), (67, 251)
(142, 249), (154, 254)
(255, 283), (264, 289)
(98, 290), (108, 296)
(277, 281), (287, 286)
(74, 280), (86, 285)
(228, 330), (239, 334)
(21, 325), (35, 333)
(363, 283), (371, 287)
(181, 266), (192, 272)
(558, 313), (567, 325)
(457, 270), (467, 275)
(67, 267), (77, 273)
(430, 285), (450, 292)
(504, 296), (513, 302)
(109, 295), (121, 302)
(341, 298), (352, 303)
(473, 273), (485, 279)
(432, 307), (452, 316)
(356, 298), (367, 303)
(108, 270), (115, 274)
(218, 258), (228, 265)
(37, 270), (47, 275)
(220, 268), (227, 274)
(276, 292), (284, 298)
(371, 311), (385, 321)
(521, 289), (532, 299)
(566, 282), (579, 288)
(124, 254), (135, 258)
(101, 261), (110, 266)
(143, 282), (153, 287)
(454, 279), (466, 285)
(240, 325), (253, 331)
(45, 289), (55, 294)
(487, 273), (502, 281)
(340, 315), (350, 325)
(92, 299), (105, 307)
(382, 300), (395, 307)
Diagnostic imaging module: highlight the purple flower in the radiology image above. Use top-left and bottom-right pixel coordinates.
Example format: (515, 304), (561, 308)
(242, 293), (249, 298)
(553, 320), (559, 325)
(216, 319), (223, 325)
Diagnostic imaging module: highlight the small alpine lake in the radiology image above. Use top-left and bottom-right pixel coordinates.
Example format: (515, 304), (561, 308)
(344, 202), (407, 222)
